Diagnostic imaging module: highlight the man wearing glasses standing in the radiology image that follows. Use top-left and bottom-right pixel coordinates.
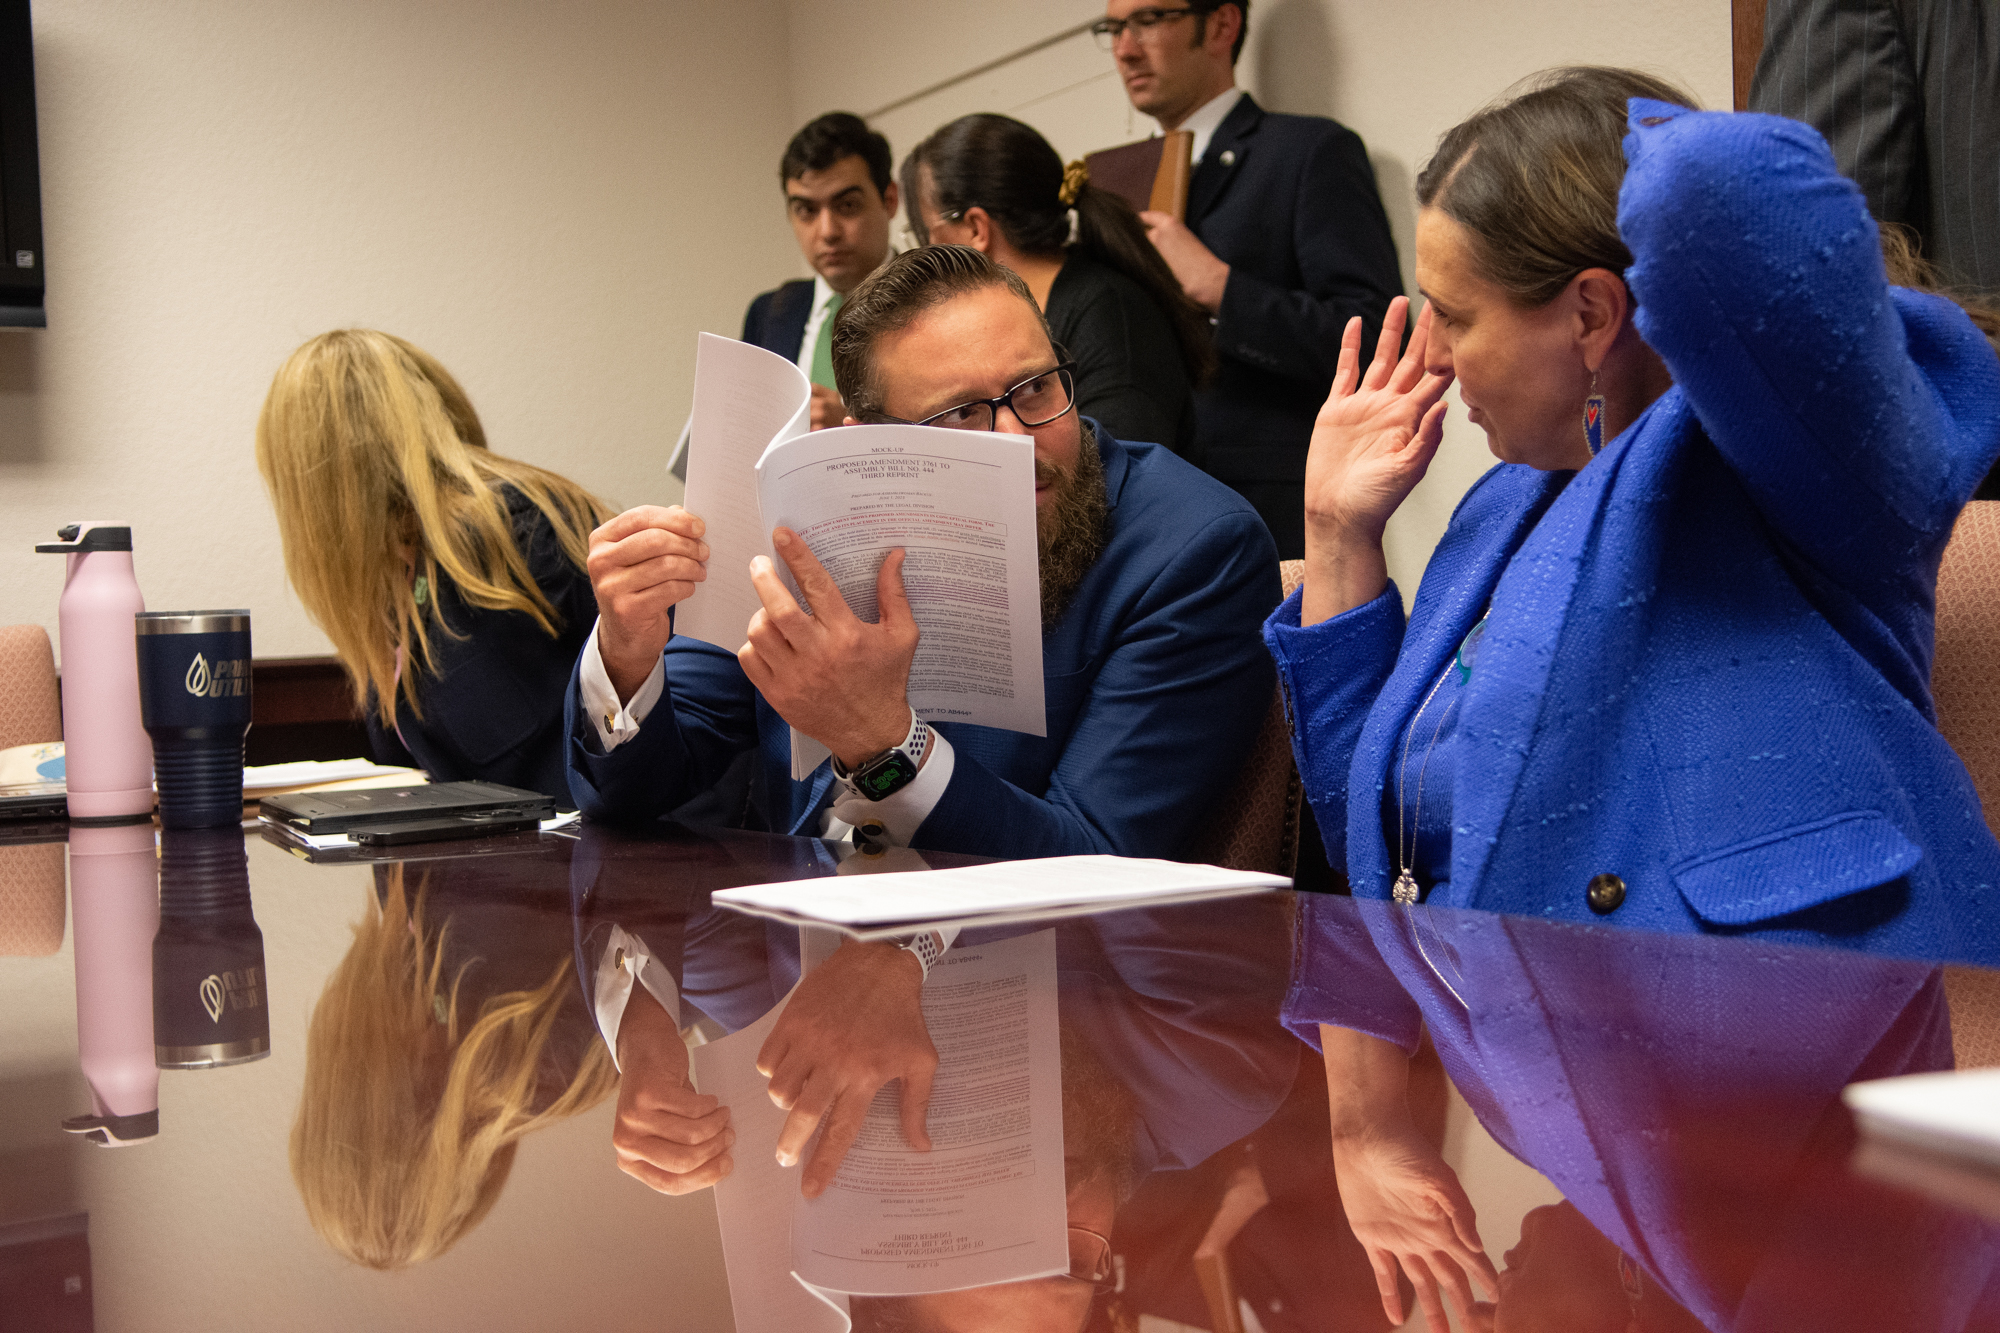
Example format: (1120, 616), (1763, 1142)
(1094, 0), (1401, 559)
(566, 246), (1279, 862)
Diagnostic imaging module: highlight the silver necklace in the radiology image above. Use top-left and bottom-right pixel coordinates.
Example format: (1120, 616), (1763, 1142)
(1392, 613), (1487, 906)
(1393, 662), (1459, 906)
(1392, 615), (1490, 1014)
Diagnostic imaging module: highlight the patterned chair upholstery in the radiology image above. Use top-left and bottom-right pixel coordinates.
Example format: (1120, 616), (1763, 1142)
(0, 623), (64, 958)
(1931, 503), (2000, 1068)
(1185, 562), (1305, 877)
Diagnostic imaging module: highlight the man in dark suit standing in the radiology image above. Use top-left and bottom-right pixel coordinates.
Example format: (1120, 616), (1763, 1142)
(1094, 0), (1402, 558)
(743, 113), (900, 430)
(1751, 0), (2000, 299)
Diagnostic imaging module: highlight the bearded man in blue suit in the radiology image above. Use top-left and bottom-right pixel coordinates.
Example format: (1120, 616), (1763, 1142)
(566, 245), (1280, 859)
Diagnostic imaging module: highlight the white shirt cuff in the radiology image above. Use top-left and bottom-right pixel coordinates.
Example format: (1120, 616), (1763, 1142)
(827, 730), (956, 846)
(579, 620), (666, 752)
(592, 924), (681, 1072)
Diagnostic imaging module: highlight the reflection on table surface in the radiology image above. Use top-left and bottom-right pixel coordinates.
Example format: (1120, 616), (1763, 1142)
(0, 819), (1996, 1332)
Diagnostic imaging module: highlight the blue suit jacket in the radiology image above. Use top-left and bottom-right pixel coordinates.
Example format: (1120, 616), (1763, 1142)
(741, 278), (813, 362)
(565, 427), (1281, 859)
(1266, 105), (2000, 963)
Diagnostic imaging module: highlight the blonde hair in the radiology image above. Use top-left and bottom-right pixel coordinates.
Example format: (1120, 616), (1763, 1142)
(290, 865), (619, 1269)
(255, 330), (612, 725)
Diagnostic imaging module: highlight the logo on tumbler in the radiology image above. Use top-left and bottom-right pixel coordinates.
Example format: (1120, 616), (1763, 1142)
(182, 653), (248, 699)
(200, 974), (225, 1023)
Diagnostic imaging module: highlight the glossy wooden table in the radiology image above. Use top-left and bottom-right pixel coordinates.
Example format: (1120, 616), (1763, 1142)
(0, 819), (1995, 1332)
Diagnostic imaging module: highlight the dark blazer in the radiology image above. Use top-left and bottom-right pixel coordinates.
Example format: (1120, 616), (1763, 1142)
(1751, 0), (2000, 296)
(564, 426), (1281, 860)
(366, 490), (597, 805)
(1188, 94), (1403, 559)
(1045, 252), (1197, 458)
(1266, 106), (2000, 963)
(740, 278), (815, 362)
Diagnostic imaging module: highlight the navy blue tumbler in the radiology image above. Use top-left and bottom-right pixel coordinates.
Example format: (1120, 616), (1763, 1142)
(153, 829), (269, 1069)
(135, 611), (253, 829)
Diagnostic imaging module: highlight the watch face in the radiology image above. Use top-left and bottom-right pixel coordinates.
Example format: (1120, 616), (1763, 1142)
(855, 750), (919, 801)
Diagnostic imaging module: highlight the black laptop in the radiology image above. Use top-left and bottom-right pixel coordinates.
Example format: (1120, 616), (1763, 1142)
(257, 780), (555, 836)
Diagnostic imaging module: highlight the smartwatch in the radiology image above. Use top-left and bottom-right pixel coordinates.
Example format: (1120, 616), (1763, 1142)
(832, 709), (933, 802)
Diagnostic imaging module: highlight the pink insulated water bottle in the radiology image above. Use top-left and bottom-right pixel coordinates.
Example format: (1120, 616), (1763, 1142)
(63, 821), (161, 1146)
(36, 522), (154, 821)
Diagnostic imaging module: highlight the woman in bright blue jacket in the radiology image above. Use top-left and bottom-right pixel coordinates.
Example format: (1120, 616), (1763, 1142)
(1267, 66), (2000, 1330)
(1269, 69), (2000, 962)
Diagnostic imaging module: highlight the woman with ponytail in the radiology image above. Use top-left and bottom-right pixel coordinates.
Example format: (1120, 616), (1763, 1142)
(256, 330), (611, 801)
(902, 114), (1213, 458)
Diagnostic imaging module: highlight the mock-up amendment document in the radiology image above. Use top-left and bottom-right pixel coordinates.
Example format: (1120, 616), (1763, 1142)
(691, 928), (1065, 1329)
(1845, 1068), (2000, 1166)
(673, 333), (1046, 777)
(710, 854), (1291, 938)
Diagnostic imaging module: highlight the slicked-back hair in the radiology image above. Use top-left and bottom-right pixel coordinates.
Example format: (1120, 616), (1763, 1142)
(1188, 0), (1249, 63)
(1415, 66), (1698, 308)
(780, 111), (893, 197)
(830, 245), (1051, 421)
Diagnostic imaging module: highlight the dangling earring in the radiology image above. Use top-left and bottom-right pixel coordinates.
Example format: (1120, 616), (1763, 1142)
(1583, 370), (1606, 457)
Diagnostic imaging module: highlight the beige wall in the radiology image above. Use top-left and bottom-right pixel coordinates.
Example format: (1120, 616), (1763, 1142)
(790, 0), (1733, 596)
(1, 0), (800, 661)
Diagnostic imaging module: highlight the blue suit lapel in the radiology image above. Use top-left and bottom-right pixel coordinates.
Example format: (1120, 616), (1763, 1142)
(1448, 396), (1691, 901)
(1346, 467), (1570, 898)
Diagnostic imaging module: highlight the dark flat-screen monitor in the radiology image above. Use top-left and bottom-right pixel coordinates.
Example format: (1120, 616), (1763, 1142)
(0, 0), (42, 328)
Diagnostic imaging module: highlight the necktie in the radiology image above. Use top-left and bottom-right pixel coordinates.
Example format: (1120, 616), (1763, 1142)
(809, 292), (844, 391)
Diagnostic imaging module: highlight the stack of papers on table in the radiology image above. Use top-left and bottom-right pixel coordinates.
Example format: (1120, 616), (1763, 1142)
(1845, 1068), (2000, 1165)
(241, 760), (426, 799)
(1845, 1068), (2000, 1219)
(710, 854), (1289, 938)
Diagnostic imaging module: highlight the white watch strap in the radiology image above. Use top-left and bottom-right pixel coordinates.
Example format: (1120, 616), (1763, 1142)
(898, 928), (949, 977)
(832, 707), (931, 783)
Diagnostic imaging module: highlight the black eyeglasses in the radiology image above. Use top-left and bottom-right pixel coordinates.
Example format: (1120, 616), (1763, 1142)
(1064, 1225), (1116, 1292)
(888, 360), (1078, 432)
(1089, 6), (1197, 48)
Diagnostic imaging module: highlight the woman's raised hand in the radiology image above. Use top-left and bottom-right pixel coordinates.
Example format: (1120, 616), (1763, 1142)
(1333, 1119), (1497, 1330)
(1299, 298), (1453, 625)
(1307, 296), (1453, 540)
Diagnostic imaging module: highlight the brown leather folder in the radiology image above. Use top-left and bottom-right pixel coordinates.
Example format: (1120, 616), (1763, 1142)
(1083, 129), (1194, 219)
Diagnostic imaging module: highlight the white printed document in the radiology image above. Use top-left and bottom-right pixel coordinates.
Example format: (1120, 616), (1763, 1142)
(1845, 1067), (2000, 1166)
(673, 333), (1046, 777)
(692, 928), (1065, 1329)
(711, 854), (1291, 938)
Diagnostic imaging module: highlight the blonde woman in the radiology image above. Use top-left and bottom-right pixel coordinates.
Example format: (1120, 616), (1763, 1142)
(291, 863), (618, 1269)
(256, 330), (610, 800)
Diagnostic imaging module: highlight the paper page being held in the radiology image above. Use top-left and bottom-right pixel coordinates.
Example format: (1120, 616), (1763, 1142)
(791, 928), (1066, 1298)
(758, 423), (1046, 746)
(676, 333), (811, 650)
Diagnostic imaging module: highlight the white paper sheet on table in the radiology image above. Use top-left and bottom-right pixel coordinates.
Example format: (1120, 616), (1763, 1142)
(710, 854), (1289, 937)
(1845, 1067), (2000, 1166)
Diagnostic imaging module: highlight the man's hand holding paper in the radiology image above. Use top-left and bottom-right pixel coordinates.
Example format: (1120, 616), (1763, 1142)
(740, 528), (922, 772)
(754, 937), (937, 1199)
(587, 504), (711, 702)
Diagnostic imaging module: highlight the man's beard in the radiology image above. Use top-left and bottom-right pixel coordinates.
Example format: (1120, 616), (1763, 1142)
(1036, 421), (1110, 629)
